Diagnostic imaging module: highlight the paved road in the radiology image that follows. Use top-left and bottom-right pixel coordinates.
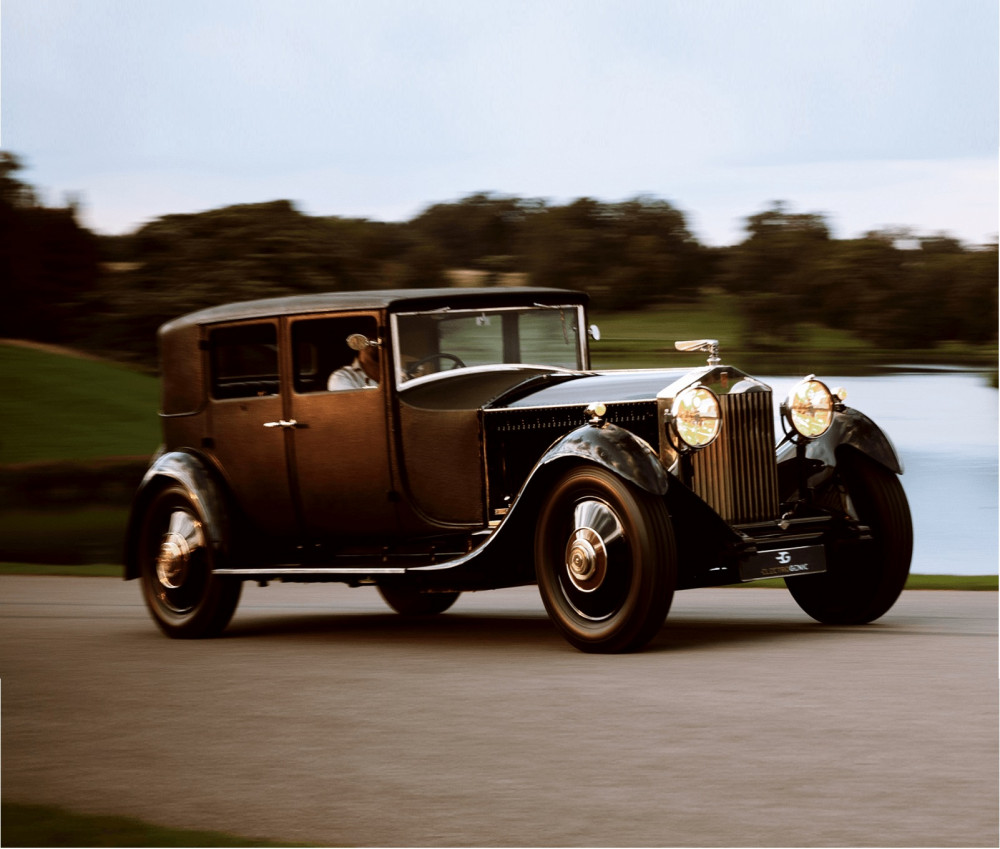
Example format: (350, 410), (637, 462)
(1, 576), (996, 847)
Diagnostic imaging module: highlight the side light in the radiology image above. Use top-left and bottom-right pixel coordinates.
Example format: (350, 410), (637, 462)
(783, 377), (834, 439)
(584, 402), (608, 426)
(670, 385), (721, 449)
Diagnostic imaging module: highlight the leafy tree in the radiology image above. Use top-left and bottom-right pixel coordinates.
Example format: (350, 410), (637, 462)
(407, 192), (534, 270)
(2, 148), (992, 364)
(0, 152), (100, 343)
(524, 195), (703, 309)
(721, 202), (832, 343)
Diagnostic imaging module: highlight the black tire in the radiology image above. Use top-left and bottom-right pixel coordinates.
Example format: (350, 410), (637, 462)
(377, 584), (461, 616)
(137, 485), (242, 638)
(787, 451), (912, 625)
(534, 466), (676, 653)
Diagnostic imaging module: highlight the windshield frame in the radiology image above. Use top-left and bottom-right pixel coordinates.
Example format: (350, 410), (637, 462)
(390, 303), (590, 387)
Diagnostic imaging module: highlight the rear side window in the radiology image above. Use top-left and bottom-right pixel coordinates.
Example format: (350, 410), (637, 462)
(209, 323), (279, 399)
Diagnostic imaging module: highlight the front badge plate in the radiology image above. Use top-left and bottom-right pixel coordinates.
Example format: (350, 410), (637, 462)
(740, 544), (827, 582)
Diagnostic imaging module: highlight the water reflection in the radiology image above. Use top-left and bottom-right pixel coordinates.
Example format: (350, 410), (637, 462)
(765, 371), (997, 576)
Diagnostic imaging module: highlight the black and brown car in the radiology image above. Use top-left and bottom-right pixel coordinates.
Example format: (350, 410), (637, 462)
(125, 287), (912, 652)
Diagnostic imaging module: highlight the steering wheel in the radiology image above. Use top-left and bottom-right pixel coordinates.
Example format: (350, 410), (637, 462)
(405, 352), (466, 378)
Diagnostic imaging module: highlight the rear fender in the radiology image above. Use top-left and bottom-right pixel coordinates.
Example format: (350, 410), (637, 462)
(123, 450), (229, 580)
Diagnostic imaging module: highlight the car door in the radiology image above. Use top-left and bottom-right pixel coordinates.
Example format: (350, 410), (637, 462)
(205, 319), (298, 536)
(286, 313), (397, 538)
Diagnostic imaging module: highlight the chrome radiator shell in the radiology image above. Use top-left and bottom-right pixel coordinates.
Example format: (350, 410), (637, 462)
(689, 389), (780, 524)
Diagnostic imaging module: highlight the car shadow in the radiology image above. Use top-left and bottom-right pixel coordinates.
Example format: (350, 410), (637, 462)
(219, 606), (876, 654)
(224, 609), (565, 650)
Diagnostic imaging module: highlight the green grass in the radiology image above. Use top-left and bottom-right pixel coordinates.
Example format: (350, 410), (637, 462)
(588, 293), (998, 374)
(739, 574), (997, 591)
(1, 802), (299, 847)
(0, 562), (124, 576)
(0, 507), (130, 565)
(0, 343), (161, 464)
(903, 574), (998, 591)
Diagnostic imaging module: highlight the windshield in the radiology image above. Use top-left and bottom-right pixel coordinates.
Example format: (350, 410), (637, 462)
(393, 305), (587, 383)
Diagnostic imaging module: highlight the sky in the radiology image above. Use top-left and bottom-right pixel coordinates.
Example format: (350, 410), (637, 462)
(2, 0), (997, 246)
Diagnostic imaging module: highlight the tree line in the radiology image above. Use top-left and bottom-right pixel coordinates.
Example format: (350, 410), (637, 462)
(2, 151), (996, 368)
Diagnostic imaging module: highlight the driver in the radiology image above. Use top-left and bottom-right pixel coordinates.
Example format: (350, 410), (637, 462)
(328, 338), (379, 391)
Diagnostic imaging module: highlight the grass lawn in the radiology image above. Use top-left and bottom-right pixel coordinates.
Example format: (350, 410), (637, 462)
(743, 573), (997, 591)
(1, 802), (299, 848)
(588, 293), (998, 374)
(0, 343), (160, 464)
(0, 507), (130, 565)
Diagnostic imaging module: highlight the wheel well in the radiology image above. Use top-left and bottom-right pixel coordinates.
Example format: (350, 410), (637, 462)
(123, 455), (235, 580)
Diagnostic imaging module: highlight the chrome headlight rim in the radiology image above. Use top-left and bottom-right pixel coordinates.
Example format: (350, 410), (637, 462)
(669, 384), (722, 450)
(782, 376), (835, 440)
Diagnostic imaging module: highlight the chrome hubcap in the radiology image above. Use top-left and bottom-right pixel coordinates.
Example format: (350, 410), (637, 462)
(155, 510), (205, 589)
(564, 499), (623, 592)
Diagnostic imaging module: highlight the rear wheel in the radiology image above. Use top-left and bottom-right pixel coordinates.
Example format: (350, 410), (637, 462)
(378, 584), (461, 616)
(534, 466), (676, 653)
(137, 485), (241, 638)
(787, 451), (912, 625)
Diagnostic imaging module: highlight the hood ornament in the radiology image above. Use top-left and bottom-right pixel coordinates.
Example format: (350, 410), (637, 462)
(675, 339), (721, 366)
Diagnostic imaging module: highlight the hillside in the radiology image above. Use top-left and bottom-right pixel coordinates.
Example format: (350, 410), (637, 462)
(0, 341), (160, 464)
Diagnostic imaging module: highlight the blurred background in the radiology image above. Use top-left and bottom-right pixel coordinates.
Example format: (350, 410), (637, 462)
(0, 0), (996, 575)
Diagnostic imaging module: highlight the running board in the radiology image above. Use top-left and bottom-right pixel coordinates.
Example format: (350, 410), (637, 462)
(214, 566), (408, 577)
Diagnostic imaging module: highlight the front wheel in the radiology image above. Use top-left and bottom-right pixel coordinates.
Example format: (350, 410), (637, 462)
(787, 451), (912, 625)
(534, 466), (676, 653)
(137, 485), (242, 638)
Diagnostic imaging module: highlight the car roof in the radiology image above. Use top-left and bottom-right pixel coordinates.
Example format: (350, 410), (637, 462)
(160, 287), (588, 333)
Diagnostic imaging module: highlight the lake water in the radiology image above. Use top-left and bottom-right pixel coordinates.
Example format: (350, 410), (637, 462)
(762, 370), (998, 576)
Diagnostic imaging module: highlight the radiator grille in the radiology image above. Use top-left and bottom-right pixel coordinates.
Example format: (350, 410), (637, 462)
(690, 390), (779, 523)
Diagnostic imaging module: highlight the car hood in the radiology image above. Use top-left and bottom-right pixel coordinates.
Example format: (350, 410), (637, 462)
(494, 369), (694, 409)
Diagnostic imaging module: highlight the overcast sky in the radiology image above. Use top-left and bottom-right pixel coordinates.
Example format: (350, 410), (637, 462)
(2, 0), (997, 245)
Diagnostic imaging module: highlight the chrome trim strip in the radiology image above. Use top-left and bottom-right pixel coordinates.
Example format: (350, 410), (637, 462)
(214, 567), (408, 576)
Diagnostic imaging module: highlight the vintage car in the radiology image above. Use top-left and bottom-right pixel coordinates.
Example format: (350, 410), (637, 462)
(125, 287), (912, 652)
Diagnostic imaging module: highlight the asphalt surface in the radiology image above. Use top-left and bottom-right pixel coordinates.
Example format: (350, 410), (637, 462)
(1, 576), (997, 847)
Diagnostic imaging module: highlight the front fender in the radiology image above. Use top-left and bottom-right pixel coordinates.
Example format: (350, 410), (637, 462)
(405, 423), (669, 590)
(533, 421), (669, 495)
(123, 450), (230, 580)
(777, 406), (904, 474)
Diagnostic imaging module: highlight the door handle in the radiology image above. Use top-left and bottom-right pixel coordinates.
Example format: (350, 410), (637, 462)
(263, 419), (299, 429)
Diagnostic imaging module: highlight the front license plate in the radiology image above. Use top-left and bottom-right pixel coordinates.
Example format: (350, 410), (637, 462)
(740, 544), (827, 582)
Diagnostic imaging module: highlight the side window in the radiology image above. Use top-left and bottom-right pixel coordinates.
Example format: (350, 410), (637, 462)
(209, 323), (279, 399)
(292, 315), (380, 393)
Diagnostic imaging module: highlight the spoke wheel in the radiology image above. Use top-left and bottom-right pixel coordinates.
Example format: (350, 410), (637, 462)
(787, 451), (912, 625)
(377, 584), (461, 616)
(535, 466), (676, 653)
(138, 485), (241, 638)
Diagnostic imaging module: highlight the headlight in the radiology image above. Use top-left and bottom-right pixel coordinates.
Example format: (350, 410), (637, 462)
(783, 377), (834, 439)
(670, 385), (721, 448)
